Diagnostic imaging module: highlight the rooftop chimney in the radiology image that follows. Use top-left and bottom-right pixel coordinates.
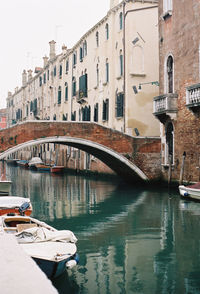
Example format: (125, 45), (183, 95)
(22, 70), (27, 87)
(28, 69), (33, 81)
(62, 44), (67, 55)
(110, 0), (119, 9)
(43, 55), (49, 67)
(49, 40), (56, 60)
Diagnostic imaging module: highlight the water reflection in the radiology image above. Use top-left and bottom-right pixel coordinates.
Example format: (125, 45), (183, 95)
(5, 164), (200, 294)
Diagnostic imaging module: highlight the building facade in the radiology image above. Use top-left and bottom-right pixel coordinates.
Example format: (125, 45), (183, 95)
(153, 0), (200, 183)
(0, 109), (7, 129)
(6, 0), (159, 174)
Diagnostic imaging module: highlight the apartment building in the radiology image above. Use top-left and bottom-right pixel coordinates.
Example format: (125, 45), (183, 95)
(153, 0), (200, 183)
(6, 0), (159, 174)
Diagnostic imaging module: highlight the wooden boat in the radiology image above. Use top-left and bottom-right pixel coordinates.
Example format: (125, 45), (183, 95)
(28, 157), (43, 170)
(179, 182), (200, 201)
(0, 214), (79, 279)
(0, 196), (32, 216)
(17, 160), (29, 168)
(50, 165), (64, 173)
(35, 163), (51, 172)
(0, 180), (12, 195)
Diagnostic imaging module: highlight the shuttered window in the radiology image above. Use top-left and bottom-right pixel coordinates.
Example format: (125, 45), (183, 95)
(79, 74), (88, 98)
(116, 93), (124, 118)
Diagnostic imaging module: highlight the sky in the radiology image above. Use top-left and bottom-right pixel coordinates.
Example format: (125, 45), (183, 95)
(0, 0), (109, 109)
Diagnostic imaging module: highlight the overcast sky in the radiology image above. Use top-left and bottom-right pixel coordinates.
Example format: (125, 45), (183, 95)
(0, 0), (109, 108)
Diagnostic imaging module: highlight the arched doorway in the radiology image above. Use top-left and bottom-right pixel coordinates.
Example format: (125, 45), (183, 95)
(165, 122), (174, 164)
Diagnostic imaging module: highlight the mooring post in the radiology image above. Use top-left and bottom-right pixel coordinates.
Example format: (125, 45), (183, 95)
(179, 151), (186, 185)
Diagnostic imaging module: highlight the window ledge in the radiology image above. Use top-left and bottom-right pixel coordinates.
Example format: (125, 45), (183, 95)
(103, 82), (108, 86)
(94, 85), (98, 90)
(130, 72), (146, 77)
(116, 75), (122, 80)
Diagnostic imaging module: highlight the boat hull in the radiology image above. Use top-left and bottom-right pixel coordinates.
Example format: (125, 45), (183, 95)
(33, 253), (79, 279)
(50, 166), (64, 173)
(0, 181), (12, 196)
(179, 185), (200, 201)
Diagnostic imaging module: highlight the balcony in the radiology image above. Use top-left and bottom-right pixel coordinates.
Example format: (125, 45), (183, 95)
(153, 93), (178, 123)
(76, 90), (87, 104)
(186, 83), (200, 113)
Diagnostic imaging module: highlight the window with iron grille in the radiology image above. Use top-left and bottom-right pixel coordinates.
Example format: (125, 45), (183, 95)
(71, 111), (76, 121)
(82, 106), (91, 121)
(115, 93), (124, 118)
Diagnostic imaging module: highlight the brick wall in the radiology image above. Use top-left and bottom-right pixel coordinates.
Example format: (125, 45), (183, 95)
(159, 0), (200, 183)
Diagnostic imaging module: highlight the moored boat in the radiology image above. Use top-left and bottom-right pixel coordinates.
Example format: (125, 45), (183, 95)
(0, 196), (32, 216)
(17, 160), (29, 168)
(0, 180), (12, 195)
(35, 163), (51, 172)
(50, 165), (64, 173)
(0, 214), (79, 279)
(179, 182), (200, 201)
(28, 157), (43, 170)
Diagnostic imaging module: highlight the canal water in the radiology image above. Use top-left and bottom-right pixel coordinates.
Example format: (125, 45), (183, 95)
(5, 164), (200, 294)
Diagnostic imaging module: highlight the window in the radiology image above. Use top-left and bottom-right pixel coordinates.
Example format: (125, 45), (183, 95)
(106, 59), (109, 83)
(58, 86), (62, 104)
(82, 106), (91, 121)
(96, 64), (99, 87)
(163, 0), (172, 14)
(65, 82), (68, 101)
(119, 12), (123, 30)
(73, 52), (77, 67)
(165, 122), (174, 165)
(39, 76), (42, 87)
(94, 103), (98, 122)
(79, 74), (88, 98)
(59, 65), (62, 78)
(43, 73), (46, 84)
(96, 31), (99, 47)
(53, 114), (56, 120)
(102, 99), (109, 121)
(83, 41), (87, 56)
(66, 59), (69, 73)
(80, 46), (83, 62)
(116, 93), (124, 118)
(71, 111), (76, 121)
(54, 66), (56, 76)
(166, 55), (174, 93)
(119, 50), (123, 76)
(105, 23), (109, 40)
(47, 70), (49, 80)
(72, 77), (76, 97)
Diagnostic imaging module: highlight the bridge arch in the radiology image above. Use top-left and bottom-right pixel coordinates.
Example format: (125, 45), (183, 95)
(0, 136), (148, 182)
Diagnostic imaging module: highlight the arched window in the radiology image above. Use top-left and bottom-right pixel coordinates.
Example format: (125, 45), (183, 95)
(105, 23), (109, 40)
(167, 55), (174, 93)
(165, 122), (174, 164)
(119, 12), (123, 30)
(96, 64), (99, 87)
(58, 86), (62, 104)
(65, 82), (68, 101)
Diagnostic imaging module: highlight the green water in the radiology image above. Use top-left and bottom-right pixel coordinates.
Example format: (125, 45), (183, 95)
(6, 165), (200, 294)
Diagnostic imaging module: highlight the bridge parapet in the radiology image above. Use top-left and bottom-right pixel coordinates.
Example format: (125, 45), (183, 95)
(0, 121), (161, 182)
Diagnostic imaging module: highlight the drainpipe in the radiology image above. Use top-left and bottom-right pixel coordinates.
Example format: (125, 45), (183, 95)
(122, 1), (158, 133)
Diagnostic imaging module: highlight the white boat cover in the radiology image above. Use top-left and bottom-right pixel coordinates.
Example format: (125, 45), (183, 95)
(16, 227), (77, 244)
(0, 196), (31, 208)
(28, 157), (43, 166)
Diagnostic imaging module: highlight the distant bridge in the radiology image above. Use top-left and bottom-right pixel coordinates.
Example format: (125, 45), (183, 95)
(0, 121), (161, 183)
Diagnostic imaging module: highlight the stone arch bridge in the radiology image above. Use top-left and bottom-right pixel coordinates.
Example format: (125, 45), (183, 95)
(0, 121), (161, 183)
